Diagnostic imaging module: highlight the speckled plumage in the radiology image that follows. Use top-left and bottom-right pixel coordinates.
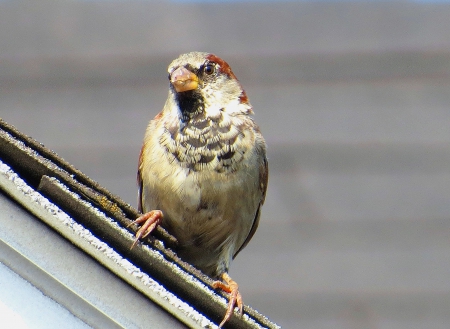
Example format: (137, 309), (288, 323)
(134, 52), (268, 327)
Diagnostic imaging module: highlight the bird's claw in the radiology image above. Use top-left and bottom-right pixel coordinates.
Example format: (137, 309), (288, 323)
(212, 272), (243, 328)
(128, 210), (163, 249)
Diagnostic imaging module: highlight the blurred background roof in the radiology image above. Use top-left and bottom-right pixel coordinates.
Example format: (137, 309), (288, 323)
(1, 1), (450, 328)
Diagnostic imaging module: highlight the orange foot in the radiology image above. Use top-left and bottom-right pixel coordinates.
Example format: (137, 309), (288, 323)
(212, 272), (243, 328)
(127, 210), (163, 249)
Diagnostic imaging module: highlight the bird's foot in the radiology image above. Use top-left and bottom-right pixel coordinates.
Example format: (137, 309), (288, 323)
(127, 210), (163, 249)
(212, 272), (243, 328)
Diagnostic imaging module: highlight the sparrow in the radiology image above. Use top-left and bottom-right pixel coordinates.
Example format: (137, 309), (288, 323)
(130, 51), (268, 328)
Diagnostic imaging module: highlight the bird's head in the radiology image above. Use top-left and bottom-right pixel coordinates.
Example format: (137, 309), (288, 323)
(167, 52), (252, 122)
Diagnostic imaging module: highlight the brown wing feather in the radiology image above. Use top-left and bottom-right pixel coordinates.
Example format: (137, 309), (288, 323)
(233, 155), (268, 259)
(137, 144), (145, 213)
(137, 111), (163, 213)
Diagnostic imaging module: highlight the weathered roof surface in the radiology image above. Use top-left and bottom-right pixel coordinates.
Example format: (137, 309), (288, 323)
(0, 118), (280, 329)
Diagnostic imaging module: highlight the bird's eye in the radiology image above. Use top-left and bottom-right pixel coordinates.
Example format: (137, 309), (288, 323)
(203, 63), (215, 75)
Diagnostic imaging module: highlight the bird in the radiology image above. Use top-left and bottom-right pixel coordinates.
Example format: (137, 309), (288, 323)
(130, 51), (268, 328)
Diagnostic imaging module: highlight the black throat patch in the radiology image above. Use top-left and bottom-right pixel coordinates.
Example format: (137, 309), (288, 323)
(173, 87), (205, 122)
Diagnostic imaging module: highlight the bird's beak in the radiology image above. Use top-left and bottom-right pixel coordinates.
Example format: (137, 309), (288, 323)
(170, 66), (199, 93)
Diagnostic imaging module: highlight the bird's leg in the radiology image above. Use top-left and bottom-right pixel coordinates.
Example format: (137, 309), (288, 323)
(127, 210), (163, 249)
(212, 272), (243, 328)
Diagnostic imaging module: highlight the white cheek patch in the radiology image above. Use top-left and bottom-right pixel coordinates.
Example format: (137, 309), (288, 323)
(202, 76), (252, 117)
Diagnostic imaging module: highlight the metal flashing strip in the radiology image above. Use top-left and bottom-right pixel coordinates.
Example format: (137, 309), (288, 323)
(0, 119), (280, 329)
(0, 235), (122, 329)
